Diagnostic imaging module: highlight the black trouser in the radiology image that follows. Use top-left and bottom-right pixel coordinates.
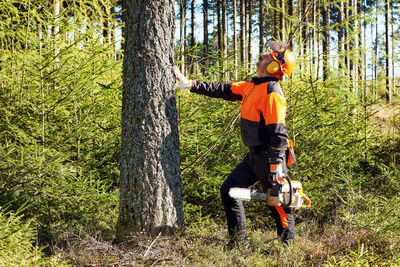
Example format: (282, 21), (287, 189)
(220, 152), (295, 243)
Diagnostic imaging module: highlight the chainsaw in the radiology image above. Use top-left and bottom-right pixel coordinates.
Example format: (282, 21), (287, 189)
(228, 176), (311, 208)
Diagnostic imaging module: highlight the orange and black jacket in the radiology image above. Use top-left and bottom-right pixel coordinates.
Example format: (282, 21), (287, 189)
(190, 77), (288, 164)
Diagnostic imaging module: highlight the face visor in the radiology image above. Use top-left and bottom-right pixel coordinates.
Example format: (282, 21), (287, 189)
(267, 41), (295, 77)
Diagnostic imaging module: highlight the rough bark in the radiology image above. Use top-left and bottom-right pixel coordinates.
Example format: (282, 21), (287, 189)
(117, 0), (184, 240)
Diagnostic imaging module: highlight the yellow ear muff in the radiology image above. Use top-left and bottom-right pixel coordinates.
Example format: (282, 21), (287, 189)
(267, 61), (279, 73)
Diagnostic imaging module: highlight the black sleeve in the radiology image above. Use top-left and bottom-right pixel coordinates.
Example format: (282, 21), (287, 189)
(190, 81), (242, 101)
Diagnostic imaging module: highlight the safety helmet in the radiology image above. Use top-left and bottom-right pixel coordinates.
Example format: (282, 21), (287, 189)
(266, 41), (295, 77)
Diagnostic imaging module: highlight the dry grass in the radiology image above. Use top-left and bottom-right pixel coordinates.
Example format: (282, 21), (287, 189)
(51, 219), (400, 266)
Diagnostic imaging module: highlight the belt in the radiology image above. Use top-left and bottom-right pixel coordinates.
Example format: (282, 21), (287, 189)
(249, 145), (268, 154)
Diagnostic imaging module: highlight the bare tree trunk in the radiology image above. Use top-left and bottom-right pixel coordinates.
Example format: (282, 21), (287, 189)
(179, 0), (187, 75)
(233, 0), (238, 79)
(54, 0), (60, 64)
(203, 0), (209, 75)
(117, 0), (184, 240)
(353, 0), (358, 95)
(179, 0), (186, 75)
(111, 6), (117, 60)
(240, 0), (246, 65)
(322, 0), (330, 81)
(385, 0), (391, 102)
(345, 0), (351, 89)
(217, 0), (222, 55)
(338, 0), (344, 75)
(288, 0), (293, 45)
(374, 1), (378, 99)
(190, 0), (195, 74)
(391, 0), (395, 95)
(281, 0), (285, 40)
(248, 0), (252, 66)
(259, 0), (264, 54)
(313, 0), (319, 78)
(222, 0), (227, 79)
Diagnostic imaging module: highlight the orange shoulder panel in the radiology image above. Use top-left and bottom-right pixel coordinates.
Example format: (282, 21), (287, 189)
(263, 92), (286, 125)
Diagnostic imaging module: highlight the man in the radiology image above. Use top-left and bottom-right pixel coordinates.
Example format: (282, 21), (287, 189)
(175, 41), (296, 247)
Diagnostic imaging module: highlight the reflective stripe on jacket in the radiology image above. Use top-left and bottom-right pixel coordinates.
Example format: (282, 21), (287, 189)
(190, 77), (288, 164)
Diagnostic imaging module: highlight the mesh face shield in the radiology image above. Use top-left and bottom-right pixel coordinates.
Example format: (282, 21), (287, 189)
(269, 41), (289, 65)
(267, 41), (295, 77)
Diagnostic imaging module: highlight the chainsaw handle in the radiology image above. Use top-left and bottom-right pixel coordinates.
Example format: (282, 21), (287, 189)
(301, 193), (311, 207)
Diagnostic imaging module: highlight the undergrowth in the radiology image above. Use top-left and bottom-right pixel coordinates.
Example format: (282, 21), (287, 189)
(51, 216), (400, 266)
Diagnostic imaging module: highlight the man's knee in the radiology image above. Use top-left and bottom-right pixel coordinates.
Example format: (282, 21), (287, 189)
(220, 178), (232, 202)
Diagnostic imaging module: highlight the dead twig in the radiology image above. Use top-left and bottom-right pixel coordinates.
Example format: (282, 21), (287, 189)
(143, 232), (162, 258)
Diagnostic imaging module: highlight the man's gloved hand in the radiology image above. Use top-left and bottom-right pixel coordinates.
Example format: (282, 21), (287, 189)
(270, 163), (285, 184)
(174, 67), (192, 89)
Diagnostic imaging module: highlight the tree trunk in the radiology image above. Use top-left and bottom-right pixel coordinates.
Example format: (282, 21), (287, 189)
(248, 0), (252, 66)
(281, 0), (285, 40)
(322, 0), (330, 81)
(345, 0), (351, 88)
(179, 0), (186, 75)
(313, 0), (318, 78)
(299, 0), (305, 72)
(288, 0), (293, 46)
(233, 0), (238, 79)
(240, 0), (246, 65)
(222, 0), (227, 79)
(391, 0), (395, 95)
(111, 6), (117, 60)
(338, 0), (344, 75)
(353, 0), (358, 95)
(190, 0), (195, 74)
(217, 0), (222, 56)
(259, 0), (264, 55)
(385, 0), (391, 102)
(117, 0), (184, 240)
(203, 0), (209, 74)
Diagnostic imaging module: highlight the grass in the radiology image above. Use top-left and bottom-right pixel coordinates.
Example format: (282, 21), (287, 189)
(51, 218), (400, 266)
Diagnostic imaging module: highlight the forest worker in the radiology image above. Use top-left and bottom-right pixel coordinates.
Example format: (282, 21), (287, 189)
(175, 41), (296, 248)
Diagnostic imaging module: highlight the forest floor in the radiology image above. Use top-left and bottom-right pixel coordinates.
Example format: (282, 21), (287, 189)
(52, 219), (399, 266)
(372, 98), (400, 135)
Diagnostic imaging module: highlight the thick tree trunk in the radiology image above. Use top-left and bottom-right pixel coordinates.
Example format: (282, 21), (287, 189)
(117, 0), (184, 240)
